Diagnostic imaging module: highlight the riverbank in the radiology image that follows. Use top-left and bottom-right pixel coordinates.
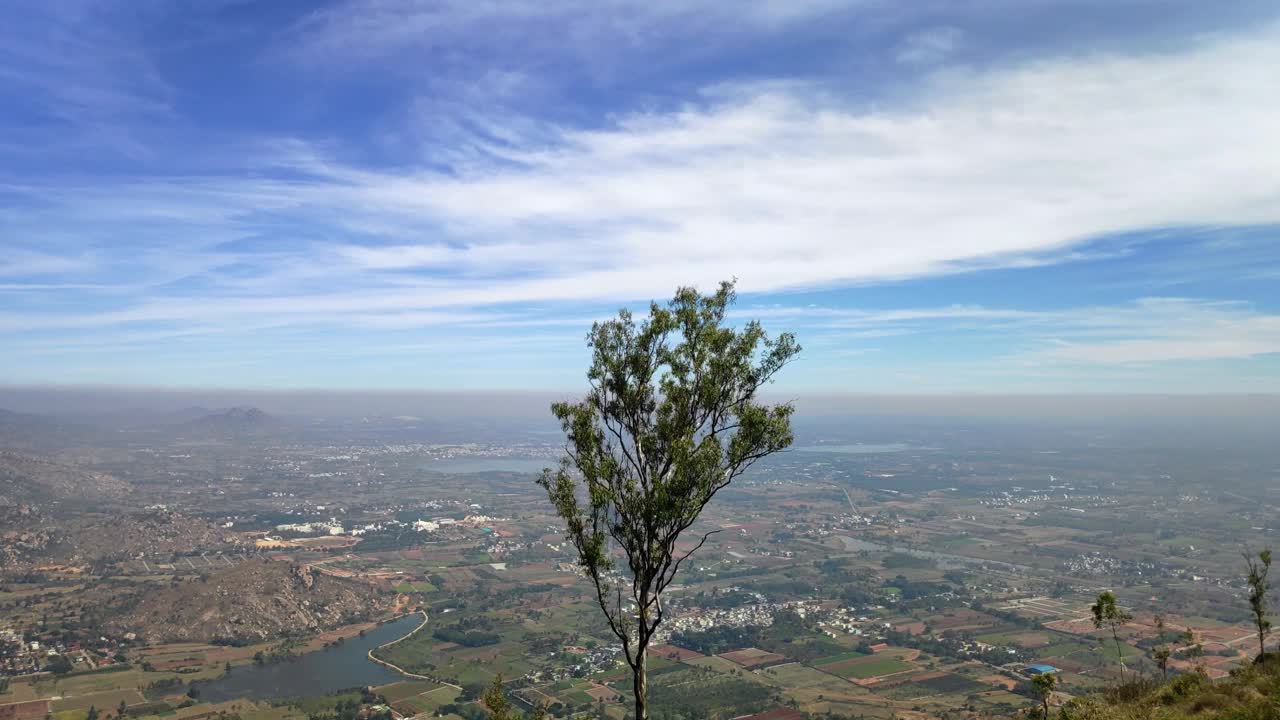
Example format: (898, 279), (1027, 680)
(367, 611), (461, 690)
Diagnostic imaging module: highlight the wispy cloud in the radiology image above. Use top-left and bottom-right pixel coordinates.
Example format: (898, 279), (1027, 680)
(3, 3), (1279, 389)
(896, 26), (965, 65)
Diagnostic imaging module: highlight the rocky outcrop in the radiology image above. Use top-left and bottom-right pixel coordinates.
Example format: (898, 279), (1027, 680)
(104, 559), (390, 644)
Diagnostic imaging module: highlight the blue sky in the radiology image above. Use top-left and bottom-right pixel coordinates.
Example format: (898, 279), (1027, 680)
(2, 0), (1279, 393)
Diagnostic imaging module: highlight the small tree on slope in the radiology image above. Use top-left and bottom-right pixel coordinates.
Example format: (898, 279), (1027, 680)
(1091, 590), (1133, 683)
(1031, 671), (1057, 719)
(539, 281), (800, 719)
(1245, 548), (1273, 661)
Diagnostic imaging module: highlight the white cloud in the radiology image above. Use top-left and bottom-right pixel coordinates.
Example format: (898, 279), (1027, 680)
(287, 0), (863, 62)
(5, 19), (1280, 361)
(757, 298), (1280, 365)
(260, 20), (1280, 306)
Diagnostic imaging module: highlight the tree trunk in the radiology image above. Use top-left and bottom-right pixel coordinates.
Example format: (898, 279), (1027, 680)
(1112, 627), (1126, 681)
(632, 651), (647, 720)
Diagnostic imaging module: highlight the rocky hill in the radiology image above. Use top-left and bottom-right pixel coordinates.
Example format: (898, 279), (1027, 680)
(0, 507), (243, 571)
(0, 503), (56, 568)
(104, 559), (390, 644)
(0, 450), (132, 506)
(64, 510), (246, 563)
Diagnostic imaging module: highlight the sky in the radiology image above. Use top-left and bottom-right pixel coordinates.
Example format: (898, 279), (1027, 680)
(2, 0), (1279, 393)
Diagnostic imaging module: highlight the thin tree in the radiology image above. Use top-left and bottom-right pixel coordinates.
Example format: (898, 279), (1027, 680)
(1030, 672), (1056, 719)
(1152, 614), (1171, 681)
(540, 281), (800, 720)
(1091, 590), (1133, 682)
(1181, 630), (1206, 676)
(1244, 548), (1272, 661)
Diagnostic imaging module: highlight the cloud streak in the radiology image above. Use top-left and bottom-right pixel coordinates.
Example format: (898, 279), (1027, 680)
(3, 5), (1279, 389)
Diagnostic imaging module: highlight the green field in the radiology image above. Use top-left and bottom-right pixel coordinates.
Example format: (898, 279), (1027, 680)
(52, 689), (146, 713)
(394, 582), (438, 593)
(819, 656), (914, 680)
(373, 680), (444, 701)
(812, 650), (870, 666)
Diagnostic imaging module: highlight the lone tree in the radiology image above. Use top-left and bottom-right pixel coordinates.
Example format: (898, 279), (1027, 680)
(1030, 671), (1057, 719)
(1091, 590), (1133, 682)
(1244, 548), (1272, 660)
(1152, 614), (1172, 681)
(540, 281), (800, 719)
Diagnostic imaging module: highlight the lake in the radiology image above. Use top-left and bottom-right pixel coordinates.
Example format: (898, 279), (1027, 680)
(836, 535), (1031, 572)
(420, 456), (551, 474)
(191, 614), (422, 702)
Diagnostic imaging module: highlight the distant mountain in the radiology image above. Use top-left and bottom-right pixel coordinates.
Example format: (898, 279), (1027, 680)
(0, 407), (94, 449)
(179, 406), (279, 437)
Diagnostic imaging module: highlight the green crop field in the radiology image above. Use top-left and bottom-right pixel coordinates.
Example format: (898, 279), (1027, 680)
(820, 656), (914, 679)
(813, 650), (870, 666)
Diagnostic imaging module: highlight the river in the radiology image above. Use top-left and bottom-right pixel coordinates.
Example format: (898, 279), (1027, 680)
(191, 614), (422, 702)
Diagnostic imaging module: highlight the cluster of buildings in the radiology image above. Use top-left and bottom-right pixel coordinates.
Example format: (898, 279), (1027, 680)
(0, 628), (123, 677)
(1060, 552), (1167, 578)
(523, 644), (625, 683)
(275, 520), (347, 536)
(817, 605), (889, 637)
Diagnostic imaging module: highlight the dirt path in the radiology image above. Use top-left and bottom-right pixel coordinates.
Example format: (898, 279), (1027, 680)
(366, 611), (461, 690)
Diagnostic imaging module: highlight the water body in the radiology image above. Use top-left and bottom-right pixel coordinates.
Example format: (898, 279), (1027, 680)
(420, 456), (551, 474)
(793, 443), (910, 454)
(837, 536), (1032, 572)
(192, 615), (422, 702)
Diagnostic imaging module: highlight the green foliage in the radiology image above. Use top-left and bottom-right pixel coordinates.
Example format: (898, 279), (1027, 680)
(1031, 671), (1057, 718)
(1092, 590), (1134, 682)
(482, 676), (546, 720)
(432, 624), (500, 647)
(538, 280), (799, 718)
(1244, 548), (1272, 660)
(882, 552), (937, 570)
(1064, 655), (1280, 719)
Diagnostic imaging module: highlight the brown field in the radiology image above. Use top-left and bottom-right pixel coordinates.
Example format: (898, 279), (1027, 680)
(1043, 617), (1100, 635)
(719, 647), (787, 668)
(927, 609), (1000, 631)
(0, 700), (51, 720)
(586, 684), (621, 701)
(648, 643), (703, 661)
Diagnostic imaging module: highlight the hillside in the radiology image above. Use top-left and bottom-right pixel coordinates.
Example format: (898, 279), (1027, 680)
(104, 559), (391, 644)
(0, 450), (132, 506)
(63, 509), (247, 563)
(1063, 656), (1280, 719)
(0, 507), (244, 571)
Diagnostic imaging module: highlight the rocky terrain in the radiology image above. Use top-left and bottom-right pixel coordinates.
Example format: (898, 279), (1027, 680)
(0, 503), (56, 568)
(0, 450), (133, 506)
(62, 509), (247, 564)
(0, 504), (244, 571)
(104, 559), (390, 644)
